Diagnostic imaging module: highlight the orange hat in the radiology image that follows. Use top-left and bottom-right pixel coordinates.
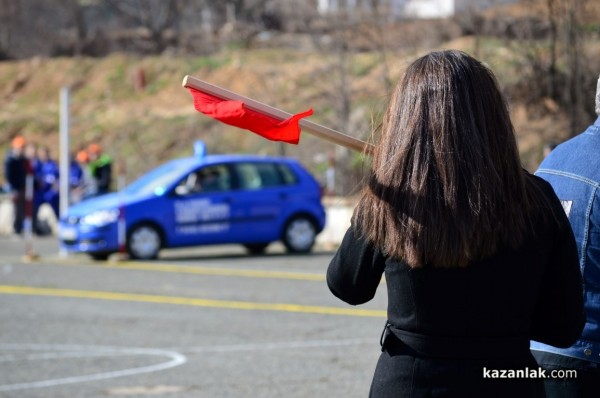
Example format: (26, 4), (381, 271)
(88, 143), (102, 154)
(11, 136), (26, 149)
(76, 150), (89, 163)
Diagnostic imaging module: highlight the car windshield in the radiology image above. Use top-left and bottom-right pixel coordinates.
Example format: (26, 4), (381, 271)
(124, 160), (190, 196)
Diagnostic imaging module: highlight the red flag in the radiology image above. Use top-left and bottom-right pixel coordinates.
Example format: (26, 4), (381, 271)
(188, 87), (313, 145)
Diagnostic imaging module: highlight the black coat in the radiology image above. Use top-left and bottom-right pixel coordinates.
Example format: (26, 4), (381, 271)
(327, 176), (585, 397)
(4, 151), (27, 191)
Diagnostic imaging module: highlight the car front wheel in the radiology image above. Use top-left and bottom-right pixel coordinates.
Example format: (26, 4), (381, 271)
(282, 216), (316, 254)
(127, 224), (162, 260)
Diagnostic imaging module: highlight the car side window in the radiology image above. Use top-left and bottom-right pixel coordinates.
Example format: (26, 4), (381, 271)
(236, 163), (284, 190)
(174, 165), (231, 196)
(277, 164), (298, 185)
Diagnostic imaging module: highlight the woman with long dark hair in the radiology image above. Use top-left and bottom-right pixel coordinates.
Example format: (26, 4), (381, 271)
(327, 50), (585, 397)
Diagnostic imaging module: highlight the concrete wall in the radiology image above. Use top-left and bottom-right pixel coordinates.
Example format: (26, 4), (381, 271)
(0, 195), (59, 236)
(0, 194), (13, 235)
(316, 197), (355, 249)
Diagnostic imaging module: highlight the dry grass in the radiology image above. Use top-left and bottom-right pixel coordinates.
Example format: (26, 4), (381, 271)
(0, 32), (596, 187)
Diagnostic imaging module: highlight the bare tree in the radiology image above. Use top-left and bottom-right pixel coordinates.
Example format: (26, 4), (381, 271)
(328, 3), (354, 195)
(0, 0), (19, 59)
(70, 0), (88, 55)
(565, 0), (584, 137)
(359, 0), (394, 93)
(547, 0), (559, 100)
(103, 0), (184, 53)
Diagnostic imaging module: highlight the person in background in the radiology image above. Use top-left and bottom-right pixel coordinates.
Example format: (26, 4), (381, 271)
(68, 150), (83, 205)
(88, 143), (112, 196)
(36, 145), (60, 219)
(3, 136), (29, 234)
(324, 153), (336, 197)
(72, 149), (97, 202)
(530, 75), (600, 398)
(326, 50), (585, 397)
(24, 141), (42, 234)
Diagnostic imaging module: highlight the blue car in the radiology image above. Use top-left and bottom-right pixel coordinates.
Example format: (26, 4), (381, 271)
(59, 153), (326, 260)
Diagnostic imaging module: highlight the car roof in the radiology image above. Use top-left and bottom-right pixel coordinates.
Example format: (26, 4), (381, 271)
(172, 154), (300, 169)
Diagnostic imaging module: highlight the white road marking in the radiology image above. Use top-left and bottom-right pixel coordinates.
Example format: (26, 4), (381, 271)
(0, 344), (187, 392)
(172, 338), (372, 354)
(0, 338), (371, 391)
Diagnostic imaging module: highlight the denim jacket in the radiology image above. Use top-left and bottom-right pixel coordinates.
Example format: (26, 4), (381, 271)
(530, 116), (600, 363)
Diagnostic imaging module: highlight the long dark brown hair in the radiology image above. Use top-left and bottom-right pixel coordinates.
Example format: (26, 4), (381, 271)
(355, 50), (549, 268)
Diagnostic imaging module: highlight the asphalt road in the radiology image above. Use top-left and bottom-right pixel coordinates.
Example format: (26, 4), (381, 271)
(0, 236), (387, 398)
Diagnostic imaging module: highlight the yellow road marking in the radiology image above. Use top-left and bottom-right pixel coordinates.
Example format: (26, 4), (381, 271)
(46, 260), (385, 284)
(36, 259), (385, 283)
(0, 285), (386, 318)
(104, 261), (326, 281)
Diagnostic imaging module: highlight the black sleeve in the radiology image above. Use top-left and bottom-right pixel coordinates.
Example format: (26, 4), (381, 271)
(327, 223), (386, 305)
(530, 182), (586, 348)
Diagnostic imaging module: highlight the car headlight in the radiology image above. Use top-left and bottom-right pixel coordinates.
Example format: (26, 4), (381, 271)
(80, 209), (120, 226)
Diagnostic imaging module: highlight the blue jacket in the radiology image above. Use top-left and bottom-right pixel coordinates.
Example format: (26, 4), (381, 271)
(531, 116), (600, 363)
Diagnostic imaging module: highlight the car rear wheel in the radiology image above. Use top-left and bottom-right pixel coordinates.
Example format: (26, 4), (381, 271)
(244, 243), (270, 255)
(127, 224), (162, 260)
(282, 216), (316, 254)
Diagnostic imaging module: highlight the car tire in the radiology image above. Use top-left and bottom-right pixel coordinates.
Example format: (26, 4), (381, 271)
(282, 216), (316, 254)
(127, 224), (162, 260)
(244, 243), (270, 255)
(89, 252), (110, 261)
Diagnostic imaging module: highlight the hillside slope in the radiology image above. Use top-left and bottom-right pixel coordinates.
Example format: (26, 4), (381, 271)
(0, 38), (581, 191)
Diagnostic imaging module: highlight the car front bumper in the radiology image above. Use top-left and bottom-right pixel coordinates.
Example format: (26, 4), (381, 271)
(58, 221), (120, 254)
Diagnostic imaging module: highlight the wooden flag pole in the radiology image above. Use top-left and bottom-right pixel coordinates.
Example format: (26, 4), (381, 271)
(183, 75), (375, 155)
